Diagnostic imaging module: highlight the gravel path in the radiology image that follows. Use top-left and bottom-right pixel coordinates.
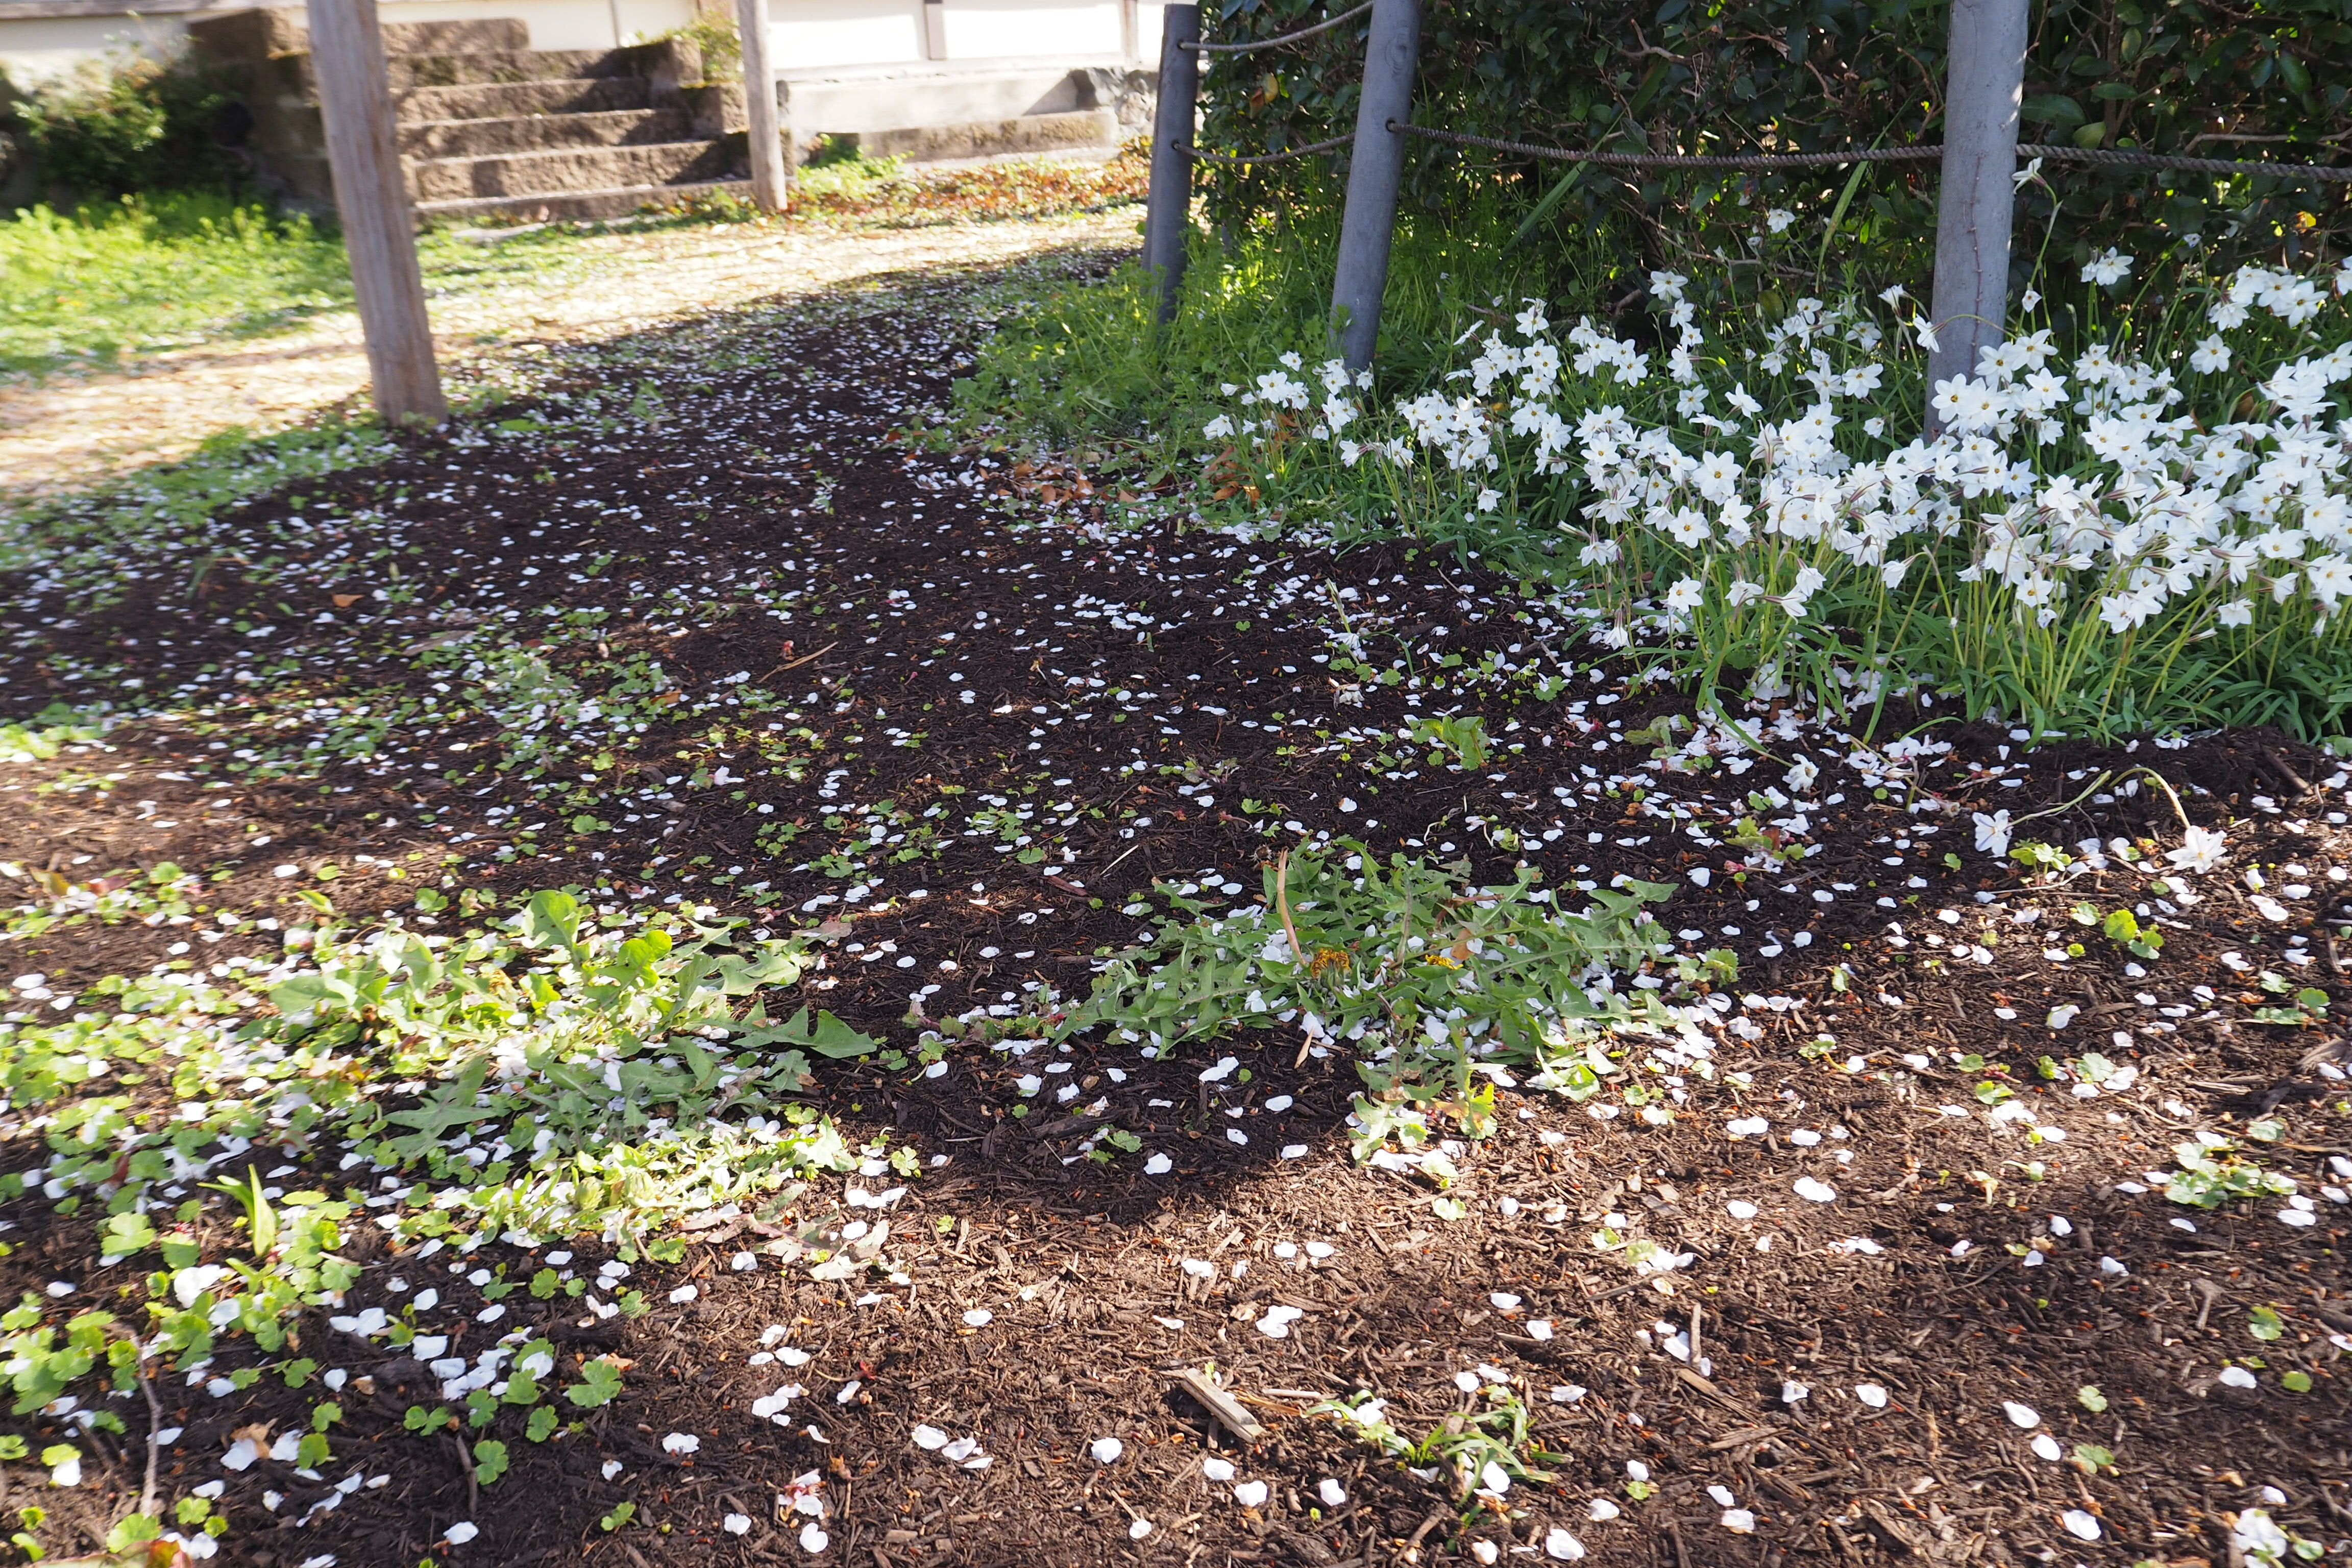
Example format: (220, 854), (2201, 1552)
(0, 210), (1135, 497)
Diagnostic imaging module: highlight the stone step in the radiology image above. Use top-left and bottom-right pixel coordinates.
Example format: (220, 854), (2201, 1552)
(846, 107), (1120, 164)
(386, 49), (637, 90)
(400, 108), (694, 158)
(396, 77), (654, 123)
(379, 18), (530, 56)
(415, 178), (752, 224)
(404, 139), (739, 204)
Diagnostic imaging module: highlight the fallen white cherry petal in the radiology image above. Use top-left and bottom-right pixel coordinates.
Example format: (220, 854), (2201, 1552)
(724, 1514), (752, 1535)
(444, 1523), (479, 1545)
(2001, 1402), (2040, 1428)
(1545, 1527), (1587, 1560)
(2060, 1510), (2101, 1542)
(1792, 1178), (1837, 1203)
(911, 1426), (949, 1451)
(662, 1433), (700, 1455)
(1854, 1384), (1889, 1408)
(1318, 1479), (1347, 1506)
(962, 1309), (993, 1328)
(1233, 1481), (1269, 1508)
(1722, 1510), (1757, 1534)
(1203, 1458), (1236, 1482)
(2030, 1433), (2062, 1461)
(800, 1522), (829, 1553)
(1090, 1438), (1123, 1465)
(1129, 1520), (1153, 1541)
(1587, 1498), (1620, 1521)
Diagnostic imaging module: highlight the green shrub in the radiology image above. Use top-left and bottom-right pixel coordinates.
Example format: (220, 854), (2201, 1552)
(12, 50), (246, 198)
(663, 12), (740, 86)
(1189, 0), (2352, 298)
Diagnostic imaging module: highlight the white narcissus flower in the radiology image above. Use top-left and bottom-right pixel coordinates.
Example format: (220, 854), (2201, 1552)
(1973, 811), (2013, 856)
(2167, 825), (2227, 873)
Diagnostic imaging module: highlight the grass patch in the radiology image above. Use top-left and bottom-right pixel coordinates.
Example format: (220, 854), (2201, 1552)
(0, 193), (348, 381)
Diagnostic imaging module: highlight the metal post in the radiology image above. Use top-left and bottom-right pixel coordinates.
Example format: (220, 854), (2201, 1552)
(736, 0), (789, 212)
(1329, 0), (1419, 370)
(1141, 3), (1199, 326)
(1926, 0), (2028, 418)
(305, 0), (445, 426)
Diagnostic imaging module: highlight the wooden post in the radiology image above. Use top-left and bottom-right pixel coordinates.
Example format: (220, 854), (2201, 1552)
(1329, 0), (1419, 370)
(1927, 0), (2029, 416)
(735, 0), (789, 212)
(306, 0), (444, 426)
(1141, 3), (1199, 325)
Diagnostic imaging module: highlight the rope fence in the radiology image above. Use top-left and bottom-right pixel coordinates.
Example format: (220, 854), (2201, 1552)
(1395, 123), (2352, 182)
(1175, 120), (2352, 183)
(1140, 0), (2352, 379)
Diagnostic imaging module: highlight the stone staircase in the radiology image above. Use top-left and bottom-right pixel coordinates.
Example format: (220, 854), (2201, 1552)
(190, 10), (1147, 225)
(192, 13), (752, 223)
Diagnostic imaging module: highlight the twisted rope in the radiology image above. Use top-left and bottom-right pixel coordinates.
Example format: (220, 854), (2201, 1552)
(1181, 0), (1373, 53)
(1177, 135), (1357, 165)
(1390, 121), (2352, 182)
(2020, 142), (2352, 183)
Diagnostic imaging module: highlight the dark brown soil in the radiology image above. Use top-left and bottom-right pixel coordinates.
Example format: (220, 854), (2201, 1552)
(1, 251), (2348, 1568)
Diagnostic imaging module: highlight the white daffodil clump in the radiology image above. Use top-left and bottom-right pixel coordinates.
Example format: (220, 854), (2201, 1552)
(1199, 257), (2352, 733)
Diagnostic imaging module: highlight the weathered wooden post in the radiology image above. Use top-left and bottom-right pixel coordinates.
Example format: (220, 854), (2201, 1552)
(1927, 0), (2029, 415)
(1329, 0), (1419, 369)
(735, 0), (789, 211)
(1141, 2), (1200, 325)
(305, 0), (444, 426)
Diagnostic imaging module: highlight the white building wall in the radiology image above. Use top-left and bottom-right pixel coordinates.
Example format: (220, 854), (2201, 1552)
(1, 0), (1155, 103)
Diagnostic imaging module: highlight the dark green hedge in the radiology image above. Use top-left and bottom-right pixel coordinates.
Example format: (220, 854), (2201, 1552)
(1191, 0), (2351, 291)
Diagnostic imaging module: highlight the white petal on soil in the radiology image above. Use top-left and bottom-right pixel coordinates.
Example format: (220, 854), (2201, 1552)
(2030, 1433), (2062, 1461)
(911, 1426), (950, 1451)
(962, 1309), (993, 1327)
(2218, 1365), (2259, 1389)
(1145, 1154), (1173, 1175)
(1318, 1479), (1347, 1507)
(1854, 1384), (1889, 1408)
(1233, 1481), (1270, 1508)
(1726, 1199), (1759, 1220)
(1489, 1292), (1522, 1310)
(1545, 1527), (1588, 1560)
(1587, 1498), (1621, 1521)
(724, 1514), (752, 1535)
(1090, 1438), (1123, 1465)
(800, 1522), (830, 1554)
(1708, 1485), (1737, 1506)
(1202, 1457), (1236, 1482)
(2060, 1510), (2101, 1542)
(1792, 1177), (1837, 1203)
(444, 1523), (479, 1545)
(1128, 1520), (1153, 1541)
(2001, 1401), (2040, 1428)
(1479, 1461), (1511, 1494)
(1722, 1510), (1757, 1534)
(661, 1433), (700, 1455)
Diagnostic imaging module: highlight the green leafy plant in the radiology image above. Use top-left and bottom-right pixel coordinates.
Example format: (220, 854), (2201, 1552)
(2164, 1135), (2297, 1209)
(1061, 846), (1684, 1129)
